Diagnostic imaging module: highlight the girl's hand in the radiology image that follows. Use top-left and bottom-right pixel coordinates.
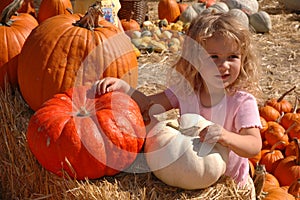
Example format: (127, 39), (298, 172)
(199, 124), (227, 146)
(92, 77), (131, 95)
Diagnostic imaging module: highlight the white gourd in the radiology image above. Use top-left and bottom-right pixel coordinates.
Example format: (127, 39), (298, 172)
(220, 0), (259, 15)
(203, 2), (229, 14)
(249, 11), (272, 33)
(179, 5), (198, 24)
(228, 8), (249, 29)
(144, 113), (229, 190)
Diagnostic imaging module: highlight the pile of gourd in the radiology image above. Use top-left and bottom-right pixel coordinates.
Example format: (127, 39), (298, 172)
(123, 0), (274, 56)
(249, 86), (300, 199)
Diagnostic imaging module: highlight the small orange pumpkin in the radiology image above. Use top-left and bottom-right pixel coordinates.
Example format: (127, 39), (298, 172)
(259, 105), (281, 122)
(274, 138), (300, 186)
(266, 86), (296, 113)
(260, 141), (285, 173)
(262, 186), (295, 200)
(120, 11), (140, 37)
(264, 121), (289, 150)
(158, 0), (180, 23)
(288, 178), (300, 199)
(264, 173), (280, 188)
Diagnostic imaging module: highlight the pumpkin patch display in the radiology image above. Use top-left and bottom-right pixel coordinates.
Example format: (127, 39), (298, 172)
(18, 1), (138, 111)
(26, 86), (146, 180)
(0, 0), (38, 89)
(145, 113), (229, 190)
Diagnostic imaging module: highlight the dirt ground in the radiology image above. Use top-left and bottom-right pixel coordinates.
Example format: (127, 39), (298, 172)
(137, 0), (300, 108)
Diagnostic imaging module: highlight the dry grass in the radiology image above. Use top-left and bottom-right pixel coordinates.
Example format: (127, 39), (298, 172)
(1, 0), (300, 199)
(0, 85), (251, 199)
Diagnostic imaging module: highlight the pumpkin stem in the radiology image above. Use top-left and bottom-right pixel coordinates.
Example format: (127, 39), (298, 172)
(72, 0), (104, 30)
(0, 0), (24, 26)
(77, 106), (89, 117)
(277, 86), (296, 102)
(126, 11), (134, 22)
(270, 141), (286, 152)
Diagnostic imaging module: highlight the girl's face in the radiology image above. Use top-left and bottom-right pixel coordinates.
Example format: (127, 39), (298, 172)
(199, 34), (242, 91)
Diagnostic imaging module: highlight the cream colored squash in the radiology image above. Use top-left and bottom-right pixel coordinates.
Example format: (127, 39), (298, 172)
(249, 11), (272, 33)
(144, 113), (229, 190)
(220, 0), (258, 14)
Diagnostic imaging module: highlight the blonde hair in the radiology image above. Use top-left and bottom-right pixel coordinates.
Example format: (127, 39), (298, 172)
(171, 12), (261, 97)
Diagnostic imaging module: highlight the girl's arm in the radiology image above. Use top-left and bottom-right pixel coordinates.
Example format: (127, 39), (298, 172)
(93, 77), (174, 123)
(200, 125), (262, 158)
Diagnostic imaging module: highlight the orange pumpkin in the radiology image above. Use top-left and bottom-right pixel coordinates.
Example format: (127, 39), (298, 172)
(262, 186), (295, 200)
(0, 0), (36, 17)
(37, 0), (73, 23)
(259, 105), (281, 122)
(260, 141), (285, 173)
(0, 0), (38, 89)
(120, 11), (140, 37)
(286, 140), (297, 157)
(288, 178), (300, 199)
(264, 121), (289, 150)
(264, 173), (280, 188)
(18, 2), (138, 110)
(158, 0), (181, 23)
(266, 86), (296, 113)
(287, 120), (300, 140)
(274, 139), (300, 186)
(26, 86), (146, 180)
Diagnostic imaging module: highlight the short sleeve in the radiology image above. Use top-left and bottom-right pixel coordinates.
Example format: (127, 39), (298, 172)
(164, 89), (179, 109)
(234, 93), (262, 132)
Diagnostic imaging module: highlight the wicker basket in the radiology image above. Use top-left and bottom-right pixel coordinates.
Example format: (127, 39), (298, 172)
(118, 0), (148, 25)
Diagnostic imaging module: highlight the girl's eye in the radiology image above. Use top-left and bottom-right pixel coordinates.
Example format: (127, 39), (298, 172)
(210, 55), (218, 59)
(228, 55), (240, 59)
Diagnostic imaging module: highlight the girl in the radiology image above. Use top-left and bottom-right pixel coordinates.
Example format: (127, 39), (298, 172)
(93, 12), (262, 197)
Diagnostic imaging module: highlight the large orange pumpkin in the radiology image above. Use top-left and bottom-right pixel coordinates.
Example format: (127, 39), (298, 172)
(0, 0), (38, 89)
(26, 86), (146, 180)
(18, 2), (138, 110)
(37, 0), (73, 23)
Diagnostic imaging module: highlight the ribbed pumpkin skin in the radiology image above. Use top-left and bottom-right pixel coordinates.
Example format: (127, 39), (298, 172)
(18, 14), (138, 111)
(26, 87), (146, 180)
(37, 0), (73, 23)
(0, 13), (38, 88)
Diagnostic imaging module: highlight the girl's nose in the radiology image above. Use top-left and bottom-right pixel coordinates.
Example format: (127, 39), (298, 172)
(217, 59), (230, 71)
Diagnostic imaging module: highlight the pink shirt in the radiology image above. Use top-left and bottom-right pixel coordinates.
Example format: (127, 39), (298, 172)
(165, 88), (261, 186)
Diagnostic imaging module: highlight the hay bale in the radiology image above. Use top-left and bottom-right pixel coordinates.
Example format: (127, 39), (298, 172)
(0, 84), (251, 199)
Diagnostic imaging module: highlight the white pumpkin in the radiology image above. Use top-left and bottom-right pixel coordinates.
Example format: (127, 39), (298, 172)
(144, 113), (229, 190)
(221, 0), (259, 15)
(179, 3), (206, 24)
(202, 2), (230, 14)
(228, 8), (249, 29)
(249, 11), (272, 33)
